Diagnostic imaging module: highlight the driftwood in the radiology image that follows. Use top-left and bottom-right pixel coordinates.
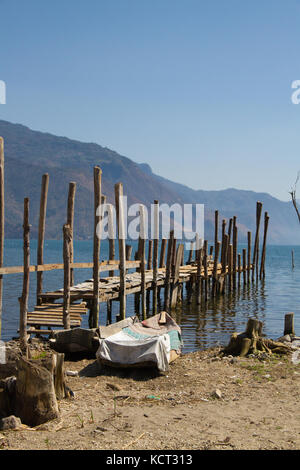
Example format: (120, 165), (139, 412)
(222, 318), (291, 357)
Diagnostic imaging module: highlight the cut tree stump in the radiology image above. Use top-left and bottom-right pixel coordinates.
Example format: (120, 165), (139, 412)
(14, 356), (60, 427)
(222, 318), (291, 357)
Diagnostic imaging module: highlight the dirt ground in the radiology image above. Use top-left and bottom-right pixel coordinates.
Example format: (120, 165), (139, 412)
(1, 343), (300, 451)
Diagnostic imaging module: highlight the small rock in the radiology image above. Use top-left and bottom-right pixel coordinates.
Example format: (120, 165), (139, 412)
(212, 389), (222, 399)
(0, 415), (22, 431)
(211, 357), (221, 362)
(230, 357), (238, 364)
(66, 370), (79, 377)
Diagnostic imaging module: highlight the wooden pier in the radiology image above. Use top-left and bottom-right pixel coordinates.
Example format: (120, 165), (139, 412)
(0, 137), (269, 346)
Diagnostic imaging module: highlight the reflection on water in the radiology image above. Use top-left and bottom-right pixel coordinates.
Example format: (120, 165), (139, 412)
(1, 241), (300, 354)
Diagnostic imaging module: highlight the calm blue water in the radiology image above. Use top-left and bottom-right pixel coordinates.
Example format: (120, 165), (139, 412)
(1, 240), (300, 353)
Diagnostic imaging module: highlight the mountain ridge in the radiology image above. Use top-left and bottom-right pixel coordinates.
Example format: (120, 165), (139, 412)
(0, 119), (299, 244)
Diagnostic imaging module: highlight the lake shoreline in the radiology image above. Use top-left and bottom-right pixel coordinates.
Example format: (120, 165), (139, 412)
(1, 338), (300, 450)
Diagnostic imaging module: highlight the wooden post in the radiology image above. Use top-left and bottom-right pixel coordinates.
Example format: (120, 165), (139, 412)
(187, 241), (194, 265)
(36, 173), (49, 304)
(19, 198), (30, 350)
(259, 212), (269, 280)
(170, 244), (184, 309)
(203, 240), (208, 300)
(212, 241), (221, 296)
(232, 222), (237, 289)
(147, 239), (153, 270)
(292, 250), (295, 270)
(228, 218), (233, 244)
(67, 182), (76, 287)
(252, 201), (263, 281)
(196, 247), (203, 304)
(284, 312), (295, 336)
(242, 249), (246, 286)
(91, 167), (102, 328)
(0, 138), (4, 338)
(164, 230), (174, 311)
(214, 210), (219, 258)
(115, 182), (126, 320)
(247, 231), (251, 284)
(152, 200), (159, 315)
(159, 238), (167, 268)
(63, 224), (71, 330)
(139, 205), (147, 319)
(228, 244), (233, 292)
(221, 219), (226, 268)
(237, 253), (241, 287)
(108, 204), (115, 277)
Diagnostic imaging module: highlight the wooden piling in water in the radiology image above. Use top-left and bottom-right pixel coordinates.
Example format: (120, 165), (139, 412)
(90, 167), (102, 328)
(228, 244), (233, 291)
(164, 230), (174, 311)
(0, 138), (4, 338)
(232, 223), (237, 289)
(284, 312), (295, 336)
(259, 211), (269, 280)
(170, 244), (184, 309)
(242, 249), (246, 286)
(196, 247), (203, 304)
(139, 205), (147, 319)
(37, 174), (49, 304)
(252, 201), (263, 281)
(159, 239), (167, 268)
(115, 182), (126, 320)
(67, 181), (76, 287)
(214, 210), (219, 257)
(247, 231), (251, 284)
(237, 253), (241, 287)
(212, 241), (221, 296)
(19, 198), (30, 350)
(63, 224), (71, 330)
(203, 240), (208, 300)
(152, 200), (159, 315)
(147, 240), (153, 270)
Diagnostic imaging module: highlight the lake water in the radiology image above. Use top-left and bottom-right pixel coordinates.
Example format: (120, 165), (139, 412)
(1, 240), (300, 353)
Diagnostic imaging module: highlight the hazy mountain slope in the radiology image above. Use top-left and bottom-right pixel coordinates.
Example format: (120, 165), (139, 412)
(0, 119), (298, 244)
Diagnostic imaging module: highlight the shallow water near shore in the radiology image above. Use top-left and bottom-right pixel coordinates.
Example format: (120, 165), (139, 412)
(1, 240), (300, 353)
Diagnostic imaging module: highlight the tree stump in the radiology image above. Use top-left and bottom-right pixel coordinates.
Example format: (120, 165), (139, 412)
(222, 318), (291, 357)
(14, 357), (60, 427)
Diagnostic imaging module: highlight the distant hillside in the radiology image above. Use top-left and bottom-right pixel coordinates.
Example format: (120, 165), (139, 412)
(0, 119), (299, 244)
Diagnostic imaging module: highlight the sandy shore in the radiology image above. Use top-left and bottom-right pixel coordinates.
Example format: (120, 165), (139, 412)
(1, 342), (300, 451)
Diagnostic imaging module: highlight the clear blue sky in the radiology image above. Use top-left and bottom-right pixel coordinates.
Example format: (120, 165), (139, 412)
(1, 0), (300, 201)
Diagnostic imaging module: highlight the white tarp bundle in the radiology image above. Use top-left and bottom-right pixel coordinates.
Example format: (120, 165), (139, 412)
(96, 330), (171, 372)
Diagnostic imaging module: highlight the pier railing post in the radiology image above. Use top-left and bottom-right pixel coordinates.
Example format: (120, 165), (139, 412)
(0, 137), (4, 337)
(37, 174), (49, 304)
(67, 182), (76, 287)
(115, 182), (126, 320)
(63, 223), (71, 330)
(164, 230), (174, 311)
(19, 198), (30, 351)
(91, 166), (102, 328)
(152, 200), (159, 314)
